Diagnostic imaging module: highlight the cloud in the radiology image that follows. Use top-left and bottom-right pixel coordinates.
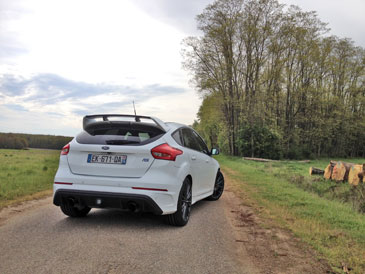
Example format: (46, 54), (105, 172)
(0, 1), (30, 61)
(281, 0), (365, 47)
(0, 72), (195, 135)
(46, 112), (65, 117)
(131, 0), (211, 34)
(0, 74), (30, 96)
(72, 101), (132, 117)
(0, 43), (28, 60)
(3, 103), (28, 112)
(0, 73), (185, 104)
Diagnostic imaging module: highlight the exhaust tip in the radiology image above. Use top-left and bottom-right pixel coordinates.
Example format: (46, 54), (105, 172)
(127, 201), (140, 213)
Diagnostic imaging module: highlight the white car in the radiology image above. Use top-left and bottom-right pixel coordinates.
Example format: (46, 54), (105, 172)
(53, 114), (224, 226)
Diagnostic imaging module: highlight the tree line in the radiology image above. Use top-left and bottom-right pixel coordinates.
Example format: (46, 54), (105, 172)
(0, 133), (72, 150)
(184, 0), (365, 159)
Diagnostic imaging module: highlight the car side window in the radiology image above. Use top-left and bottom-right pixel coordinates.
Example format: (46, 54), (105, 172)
(172, 129), (183, 146)
(181, 128), (209, 154)
(191, 130), (209, 155)
(181, 128), (200, 151)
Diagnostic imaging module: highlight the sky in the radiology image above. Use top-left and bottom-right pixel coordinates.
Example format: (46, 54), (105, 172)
(0, 0), (364, 136)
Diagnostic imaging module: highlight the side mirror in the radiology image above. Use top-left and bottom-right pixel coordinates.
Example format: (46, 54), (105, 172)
(211, 148), (219, 155)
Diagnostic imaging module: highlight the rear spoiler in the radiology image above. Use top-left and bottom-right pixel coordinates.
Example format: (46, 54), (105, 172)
(82, 114), (169, 132)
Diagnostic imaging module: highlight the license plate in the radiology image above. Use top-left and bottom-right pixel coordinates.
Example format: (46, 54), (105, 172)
(87, 154), (127, 165)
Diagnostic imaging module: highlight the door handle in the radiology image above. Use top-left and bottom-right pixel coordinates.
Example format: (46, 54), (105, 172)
(191, 156), (196, 160)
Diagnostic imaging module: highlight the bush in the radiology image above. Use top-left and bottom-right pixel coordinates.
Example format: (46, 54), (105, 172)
(217, 126), (230, 154)
(236, 124), (283, 159)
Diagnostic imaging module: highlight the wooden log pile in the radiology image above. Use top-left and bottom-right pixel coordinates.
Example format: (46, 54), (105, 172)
(310, 161), (365, 184)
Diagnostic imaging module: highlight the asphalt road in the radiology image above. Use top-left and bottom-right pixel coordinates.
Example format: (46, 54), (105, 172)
(0, 194), (252, 274)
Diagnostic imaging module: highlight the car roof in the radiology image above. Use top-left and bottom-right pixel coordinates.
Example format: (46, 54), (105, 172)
(165, 122), (189, 131)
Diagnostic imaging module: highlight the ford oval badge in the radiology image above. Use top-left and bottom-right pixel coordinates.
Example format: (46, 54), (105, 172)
(102, 146), (110, 150)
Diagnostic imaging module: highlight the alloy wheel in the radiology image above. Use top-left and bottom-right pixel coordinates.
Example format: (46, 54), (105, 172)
(181, 183), (192, 222)
(212, 172), (224, 199)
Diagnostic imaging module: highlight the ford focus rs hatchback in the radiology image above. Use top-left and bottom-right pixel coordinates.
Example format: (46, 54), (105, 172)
(53, 114), (224, 226)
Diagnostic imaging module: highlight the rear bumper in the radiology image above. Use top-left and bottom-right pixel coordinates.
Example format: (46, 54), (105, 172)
(53, 154), (189, 214)
(53, 189), (163, 215)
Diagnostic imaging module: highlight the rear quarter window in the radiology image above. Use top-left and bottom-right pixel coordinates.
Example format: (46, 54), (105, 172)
(172, 129), (183, 146)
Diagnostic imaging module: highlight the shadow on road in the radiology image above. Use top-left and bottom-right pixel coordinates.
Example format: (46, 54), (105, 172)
(56, 199), (214, 229)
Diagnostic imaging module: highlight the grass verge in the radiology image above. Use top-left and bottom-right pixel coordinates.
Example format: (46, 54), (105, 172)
(217, 155), (365, 273)
(0, 149), (59, 209)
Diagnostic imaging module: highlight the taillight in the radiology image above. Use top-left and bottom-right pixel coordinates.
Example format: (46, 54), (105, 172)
(61, 143), (70, 155)
(151, 143), (183, 161)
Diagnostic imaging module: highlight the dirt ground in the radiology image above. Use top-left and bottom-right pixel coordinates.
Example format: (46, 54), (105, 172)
(222, 170), (333, 274)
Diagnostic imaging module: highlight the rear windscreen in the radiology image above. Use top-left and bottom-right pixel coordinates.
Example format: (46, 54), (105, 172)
(76, 123), (164, 145)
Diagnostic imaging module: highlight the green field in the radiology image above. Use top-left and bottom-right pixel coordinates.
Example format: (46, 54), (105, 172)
(217, 155), (365, 273)
(0, 149), (59, 208)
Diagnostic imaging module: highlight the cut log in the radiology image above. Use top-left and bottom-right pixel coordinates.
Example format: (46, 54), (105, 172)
(243, 157), (278, 162)
(324, 161), (337, 180)
(309, 167), (325, 175)
(348, 164), (363, 185)
(331, 161), (355, 182)
(243, 157), (310, 163)
(331, 161), (343, 181)
(342, 162), (355, 182)
(324, 164), (331, 179)
(358, 164), (365, 184)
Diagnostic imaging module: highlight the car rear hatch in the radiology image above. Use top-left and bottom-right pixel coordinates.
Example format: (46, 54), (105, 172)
(67, 114), (166, 178)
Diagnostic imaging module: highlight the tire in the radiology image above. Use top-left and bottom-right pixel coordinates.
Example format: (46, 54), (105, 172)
(206, 171), (224, 201)
(60, 199), (91, 217)
(167, 177), (192, 226)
